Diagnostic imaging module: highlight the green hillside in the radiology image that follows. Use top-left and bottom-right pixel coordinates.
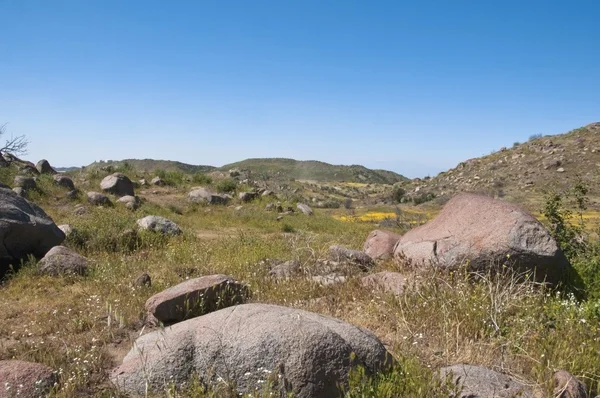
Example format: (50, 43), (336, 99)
(85, 159), (216, 174)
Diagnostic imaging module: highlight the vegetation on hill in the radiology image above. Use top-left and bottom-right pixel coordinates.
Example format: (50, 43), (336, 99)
(85, 159), (216, 174)
(220, 158), (408, 184)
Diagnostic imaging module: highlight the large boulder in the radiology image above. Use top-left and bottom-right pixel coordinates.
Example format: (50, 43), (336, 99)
(363, 230), (401, 260)
(145, 274), (248, 324)
(37, 245), (88, 276)
(439, 365), (532, 398)
(136, 215), (182, 236)
(0, 360), (57, 398)
(53, 174), (75, 190)
(100, 173), (134, 197)
(111, 303), (393, 397)
(0, 188), (65, 277)
(394, 194), (572, 285)
(35, 159), (57, 175)
(188, 187), (230, 205)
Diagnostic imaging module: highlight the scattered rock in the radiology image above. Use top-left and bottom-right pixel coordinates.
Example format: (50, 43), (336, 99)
(363, 230), (402, 260)
(557, 167), (565, 173)
(312, 273), (347, 286)
(296, 202), (313, 215)
(38, 246), (88, 276)
(35, 159), (57, 175)
(136, 215), (182, 236)
(87, 191), (111, 206)
(394, 193), (573, 286)
(138, 178), (147, 186)
(116, 195), (141, 210)
(53, 174), (75, 190)
(150, 176), (165, 186)
(0, 360), (57, 398)
(65, 190), (78, 200)
(269, 260), (301, 280)
(58, 224), (73, 237)
(361, 271), (407, 296)
(329, 245), (375, 271)
(265, 203), (276, 211)
(262, 190), (275, 197)
(439, 364), (532, 398)
(144, 274), (248, 324)
(13, 175), (37, 190)
(73, 204), (87, 215)
(134, 272), (151, 288)
(111, 303), (393, 397)
(238, 191), (258, 202)
(552, 370), (587, 398)
(234, 205), (243, 211)
(0, 188), (65, 277)
(100, 173), (134, 197)
(188, 187), (230, 205)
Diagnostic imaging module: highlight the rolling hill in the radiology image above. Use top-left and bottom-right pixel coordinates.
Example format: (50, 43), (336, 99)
(219, 158), (408, 184)
(84, 159), (216, 174)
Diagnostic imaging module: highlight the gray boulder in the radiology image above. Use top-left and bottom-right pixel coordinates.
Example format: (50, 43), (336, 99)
(238, 191), (258, 202)
(552, 370), (587, 398)
(361, 271), (407, 296)
(329, 245), (375, 271)
(296, 202), (314, 215)
(269, 259), (301, 280)
(13, 175), (37, 190)
(150, 176), (165, 186)
(136, 215), (181, 236)
(37, 246), (88, 276)
(116, 195), (141, 210)
(111, 303), (393, 397)
(363, 230), (402, 260)
(35, 159), (57, 175)
(188, 187), (230, 205)
(145, 274), (248, 324)
(394, 194), (573, 285)
(100, 173), (134, 197)
(439, 364), (532, 398)
(87, 191), (111, 206)
(0, 360), (57, 398)
(53, 174), (75, 190)
(0, 188), (65, 277)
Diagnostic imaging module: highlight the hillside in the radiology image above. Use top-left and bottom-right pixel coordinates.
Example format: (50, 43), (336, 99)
(220, 158), (408, 184)
(400, 122), (600, 206)
(85, 159), (216, 174)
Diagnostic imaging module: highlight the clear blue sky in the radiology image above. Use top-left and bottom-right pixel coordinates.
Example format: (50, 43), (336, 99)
(1, 1), (598, 177)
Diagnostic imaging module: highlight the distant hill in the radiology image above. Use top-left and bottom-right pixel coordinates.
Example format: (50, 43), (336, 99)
(400, 122), (600, 203)
(85, 159), (216, 174)
(220, 158), (408, 184)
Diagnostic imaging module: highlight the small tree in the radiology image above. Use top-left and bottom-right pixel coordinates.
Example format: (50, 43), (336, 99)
(0, 124), (28, 156)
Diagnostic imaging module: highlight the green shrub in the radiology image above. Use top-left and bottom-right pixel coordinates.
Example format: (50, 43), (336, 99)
(215, 178), (238, 193)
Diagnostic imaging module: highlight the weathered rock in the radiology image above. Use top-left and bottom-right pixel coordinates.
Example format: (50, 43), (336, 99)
(188, 187), (230, 205)
(312, 273), (347, 286)
(12, 187), (26, 198)
(53, 174), (75, 190)
(394, 194), (573, 285)
(269, 260), (301, 280)
(361, 271), (407, 296)
(87, 191), (111, 206)
(116, 195), (141, 210)
(134, 272), (151, 288)
(150, 176), (165, 186)
(238, 191), (258, 202)
(0, 188), (65, 277)
(73, 204), (86, 215)
(0, 360), (57, 398)
(100, 173), (134, 197)
(329, 245), (375, 271)
(363, 230), (402, 260)
(145, 274), (248, 324)
(38, 246), (88, 276)
(58, 224), (73, 237)
(138, 178), (147, 186)
(13, 175), (37, 190)
(136, 215), (181, 236)
(35, 159), (57, 175)
(265, 203), (276, 211)
(66, 189), (78, 200)
(296, 202), (314, 215)
(439, 364), (532, 398)
(111, 303), (393, 397)
(262, 190), (275, 197)
(552, 370), (587, 398)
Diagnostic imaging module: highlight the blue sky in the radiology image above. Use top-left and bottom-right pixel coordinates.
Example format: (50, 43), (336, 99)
(1, 1), (598, 178)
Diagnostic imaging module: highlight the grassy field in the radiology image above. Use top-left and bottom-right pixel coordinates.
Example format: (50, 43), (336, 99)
(1, 166), (600, 397)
